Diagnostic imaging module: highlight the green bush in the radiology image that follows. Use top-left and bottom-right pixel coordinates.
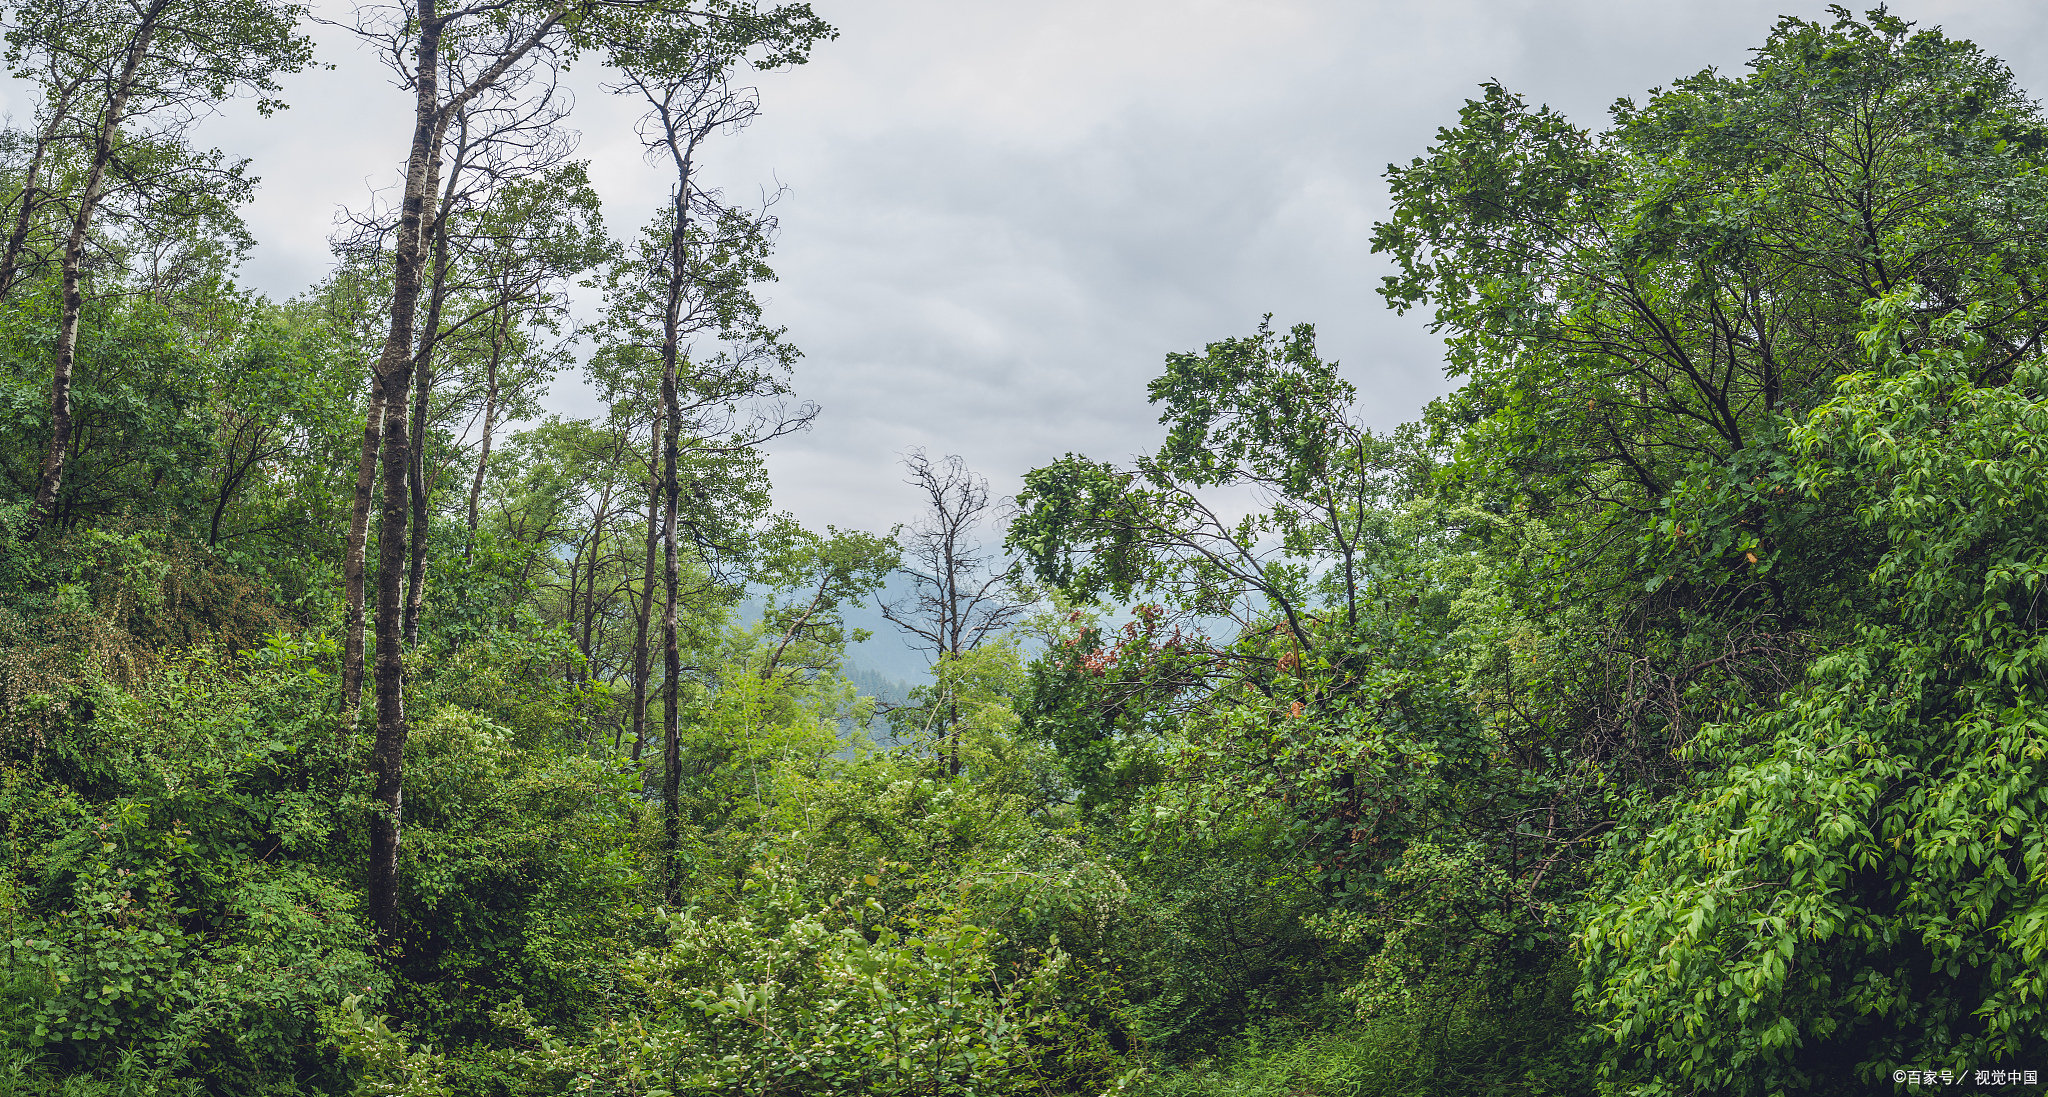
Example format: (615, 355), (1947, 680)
(1, 645), (375, 1093)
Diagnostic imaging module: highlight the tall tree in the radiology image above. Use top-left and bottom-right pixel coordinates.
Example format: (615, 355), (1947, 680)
(353, 0), (580, 945)
(1352, 12), (2048, 1084)
(597, 6), (829, 890)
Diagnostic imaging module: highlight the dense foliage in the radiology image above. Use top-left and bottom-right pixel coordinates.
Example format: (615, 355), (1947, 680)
(5, 6), (2048, 1096)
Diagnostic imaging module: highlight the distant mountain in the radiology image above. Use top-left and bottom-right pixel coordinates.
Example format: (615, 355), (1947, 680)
(844, 662), (914, 707)
(733, 572), (938, 688)
(842, 573), (939, 683)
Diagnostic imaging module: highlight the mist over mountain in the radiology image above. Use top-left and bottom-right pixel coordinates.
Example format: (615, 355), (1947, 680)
(734, 571), (935, 693)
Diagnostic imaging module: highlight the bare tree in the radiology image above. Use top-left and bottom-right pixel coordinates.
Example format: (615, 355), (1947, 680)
(880, 450), (1028, 773)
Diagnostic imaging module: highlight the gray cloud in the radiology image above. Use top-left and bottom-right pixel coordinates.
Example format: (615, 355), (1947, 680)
(14, 0), (2047, 535)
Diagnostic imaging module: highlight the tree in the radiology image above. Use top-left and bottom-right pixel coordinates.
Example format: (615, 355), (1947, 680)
(1012, 322), (1426, 664)
(0, 47), (94, 299)
(11, 0), (311, 540)
(1582, 299), (2048, 1092)
(883, 452), (1026, 659)
(454, 168), (608, 550)
(199, 302), (356, 551)
(1376, 9), (2048, 521)
(1009, 324), (1489, 859)
(1362, 11), (2048, 1083)
(753, 520), (897, 682)
(881, 451), (1027, 773)
(347, 0), (588, 945)
(1356, 7), (2048, 798)
(0, 295), (220, 530)
(596, 5), (830, 894)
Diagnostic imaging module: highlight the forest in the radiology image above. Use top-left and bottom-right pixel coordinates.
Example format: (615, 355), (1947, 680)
(4, 1), (2048, 1094)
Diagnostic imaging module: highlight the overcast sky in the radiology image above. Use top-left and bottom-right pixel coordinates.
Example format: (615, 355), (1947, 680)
(16, 0), (2048, 538)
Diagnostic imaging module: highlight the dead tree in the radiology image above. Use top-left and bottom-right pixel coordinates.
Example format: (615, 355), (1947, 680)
(880, 450), (1028, 773)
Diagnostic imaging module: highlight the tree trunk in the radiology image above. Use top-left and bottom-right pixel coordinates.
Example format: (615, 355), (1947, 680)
(401, 350), (433, 647)
(629, 415), (660, 762)
(660, 290), (685, 903)
(657, 137), (696, 901)
(23, 1), (167, 541)
(579, 528), (596, 676)
(566, 535), (587, 682)
(402, 138), (459, 649)
(343, 369), (386, 716)
(368, 357), (416, 949)
(366, 7), (447, 948)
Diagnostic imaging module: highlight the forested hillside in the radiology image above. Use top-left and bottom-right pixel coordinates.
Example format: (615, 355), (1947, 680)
(4, 4), (2048, 1095)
